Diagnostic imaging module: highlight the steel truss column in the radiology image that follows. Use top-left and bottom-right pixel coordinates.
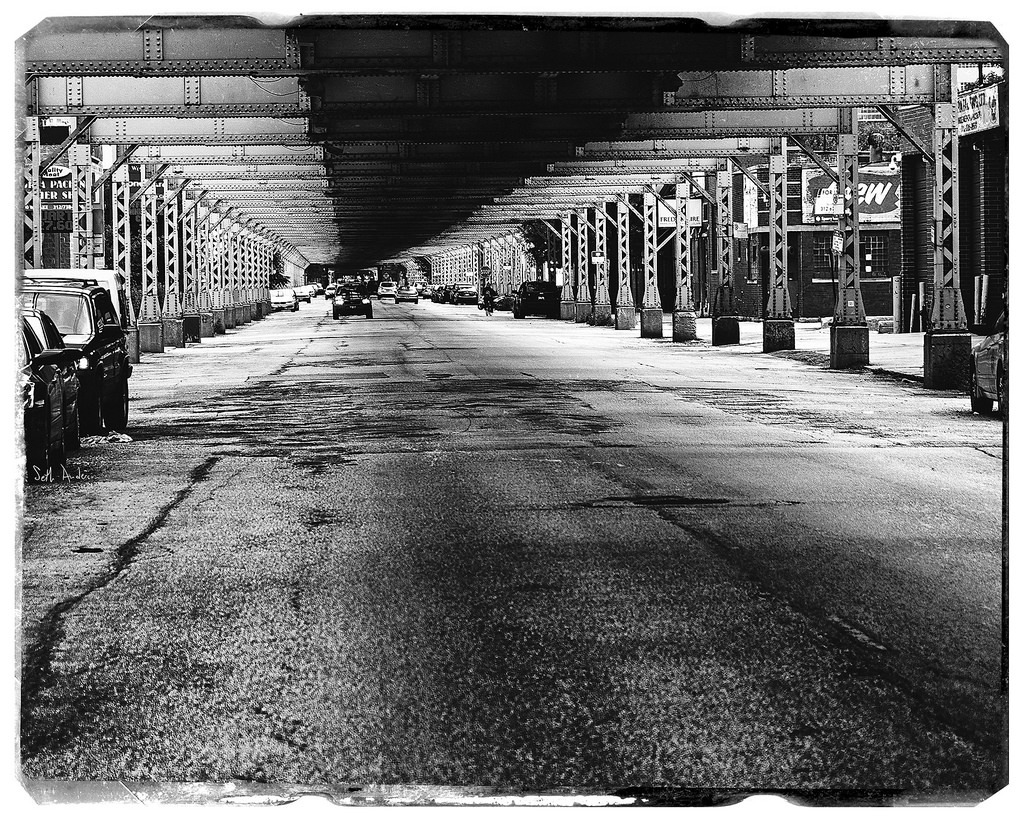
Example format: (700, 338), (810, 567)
(70, 147), (94, 270)
(181, 203), (202, 341)
(111, 164), (140, 362)
(210, 217), (226, 332)
(559, 217), (575, 319)
(238, 230), (252, 324)
(672, 178), (698, 341)
(924, 64), (971, 390)
(639, 191), (662, 337)
(196, 206), (216, 337)
(829, 111), (871, 367)
(221, 219), (237, 330)
(571, 209), (589, 322)
(711, 163), (740, 346)
(614, 197), (636, 329)
(764, 138), (796, 353)
(138, 165), (165, 352)
(592, 201), (613, 325)
(23, 122), (43, 269)
(162, 183), (185, 347)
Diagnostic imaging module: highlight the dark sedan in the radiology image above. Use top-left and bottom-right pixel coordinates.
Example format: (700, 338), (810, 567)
(333, 286), (374, 319)
(512, 280), (561, 319)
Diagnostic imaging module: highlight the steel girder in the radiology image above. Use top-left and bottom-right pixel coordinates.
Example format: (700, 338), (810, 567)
(79, 117), (311, 145)
(29, 75), (309, 117)
(738, 32), (1002, 66)
(618, 108), (845, 139)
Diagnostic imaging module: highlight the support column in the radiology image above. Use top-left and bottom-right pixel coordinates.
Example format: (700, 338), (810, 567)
(672, 179), (698, 341)
(765, 140), (796, 352)
(712, 164), (739, 345)
(23, 120), (43, 269)
(69, 147), (95, 270)
(181, 202), (202, 341)
(831, 114), (870, 367)
(210, 219), (227, 333)
(614, 197), (636, 330)
(111, 164), (140, 361)
(162, 183), (185, 347)
(574, 208), (591, 323)
(592, 201), (612, 325)
(559, 217), (575, 320)
(222, 223), (237, 330)
(639, 192), (662, 337)
(924, 65), (971, 390)
(197, 206), (215, 337)
(137, 166), (164, 352)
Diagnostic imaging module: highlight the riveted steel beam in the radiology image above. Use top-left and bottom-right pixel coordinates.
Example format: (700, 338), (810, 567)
(620, 108), (844, 139)
(671, 65), (938, 109)
(582, 136), (775, 157)
(85, 117), (312, 146)
(29, 75), (309, 117)
(738, 33), (1003, 66)
(546, 159), (726, 175)
(24, 25), (299, 75)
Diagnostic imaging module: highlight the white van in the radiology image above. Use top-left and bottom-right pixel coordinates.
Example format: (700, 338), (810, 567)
(22, 269), (130, 329)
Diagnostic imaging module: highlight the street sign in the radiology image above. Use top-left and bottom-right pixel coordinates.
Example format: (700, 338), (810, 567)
(832, 230), (844, 254)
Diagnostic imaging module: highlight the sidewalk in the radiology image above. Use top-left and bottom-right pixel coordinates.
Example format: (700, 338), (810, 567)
(668, 317), (984, 386)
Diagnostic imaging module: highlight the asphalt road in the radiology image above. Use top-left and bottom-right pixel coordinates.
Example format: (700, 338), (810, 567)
(19, 297), (1006, 804)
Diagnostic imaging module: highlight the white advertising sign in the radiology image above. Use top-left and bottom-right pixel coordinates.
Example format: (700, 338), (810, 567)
(957, 85), (1000, 137)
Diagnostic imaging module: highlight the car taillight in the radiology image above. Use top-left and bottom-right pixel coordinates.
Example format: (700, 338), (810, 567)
(77, 356), (90, 371)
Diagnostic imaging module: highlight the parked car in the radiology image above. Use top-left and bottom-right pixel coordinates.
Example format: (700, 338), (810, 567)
(395, 285), (419, 304)
(24, 269), (131, 329)
(22, 307), (81, 451)
(494, 293), (514, 312)
(294, 285), (315, 303)
(453, 284), (479, 305)
(377, 281), (398, 300)
(512, 280), (561, 319)
(313, 283), (325, 296)
(20, 281), (132, 434)
(324, 284), (337, 299)
(333, 286), (373, 319)
(270, 288), (300, 311)
(970, 311), (1007, 415)
(20, 319), (79, 480)
(431, 285), (452, 303)
(419, 284), (434, 298)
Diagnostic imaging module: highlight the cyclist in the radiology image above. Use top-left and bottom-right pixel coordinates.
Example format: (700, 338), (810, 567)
(481, 282), (497, 316)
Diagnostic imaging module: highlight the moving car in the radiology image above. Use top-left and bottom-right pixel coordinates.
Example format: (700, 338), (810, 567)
(395, 285), (419, 304)
(294, 284), (316, 303)
(453, 283), (479, 305)
(270, 288), (300, 311)
(20, 280), (131, 434)
(324, 284), (337, 299)
(512, 280), (561, 319)
(970, 311), (1007, 415)
(22, 307), (81, 452)
(377, 281), (398, 300)
(333, 285), (374, 319)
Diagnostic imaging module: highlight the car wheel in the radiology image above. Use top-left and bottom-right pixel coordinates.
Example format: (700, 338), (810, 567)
(103, 378), (130, 431)
(365, 306), (373, 319)
(292, 303), (299, 312)
(969, 365), (994, 415)
(333, 308), (341, 320)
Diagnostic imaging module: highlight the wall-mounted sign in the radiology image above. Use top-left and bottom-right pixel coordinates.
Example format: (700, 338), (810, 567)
(957, 84), (1000, 137)
(40, 164), (73, 211)
(802, 163), (901, 224)
(657, 198), (703, 228)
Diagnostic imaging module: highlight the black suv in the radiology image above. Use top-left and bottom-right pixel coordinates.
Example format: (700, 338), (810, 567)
(512, 280), (560, 319)
(333, 284), (374, 319)
(20, 281), (132, 434)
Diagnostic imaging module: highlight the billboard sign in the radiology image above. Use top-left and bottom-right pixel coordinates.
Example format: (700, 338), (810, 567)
(657, 198), (703, 228)
(957, 84), (1000, 137)
(802, 163), (901, 224)
(40, 164), (73, 211)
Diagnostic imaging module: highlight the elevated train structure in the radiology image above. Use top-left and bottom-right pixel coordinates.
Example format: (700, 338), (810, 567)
(18, 15), (1006, 388)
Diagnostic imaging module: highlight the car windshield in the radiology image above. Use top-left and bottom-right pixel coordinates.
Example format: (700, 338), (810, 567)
(27, 292), (93, 342)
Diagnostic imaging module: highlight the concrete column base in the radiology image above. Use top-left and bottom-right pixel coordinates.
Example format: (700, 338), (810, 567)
(560, 300), (576, 321)
(125, 327), (141, 364)
(253, 301), (265, 319)
(263, 300), (272, 316)
(712, 316), (740, 346)
(224, 307), (237, 329)
(764, 318), (796, 353)
(614, 307), (637, 330)
(640, 308), (663, 338)
(183, 314), (202, 344)
(924, 331), (972, 390)
(237, 304), (249, 324)
(139, 321), (165, 353)
(574, 301), (591, 323)
(162, 317), (185, 348)
(200, 312), (215, 338)
(213, 309), (226, 334)
(672, 310), (698, 341)
(829, 324), (869, 369)
(591, 304), (614, 326)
